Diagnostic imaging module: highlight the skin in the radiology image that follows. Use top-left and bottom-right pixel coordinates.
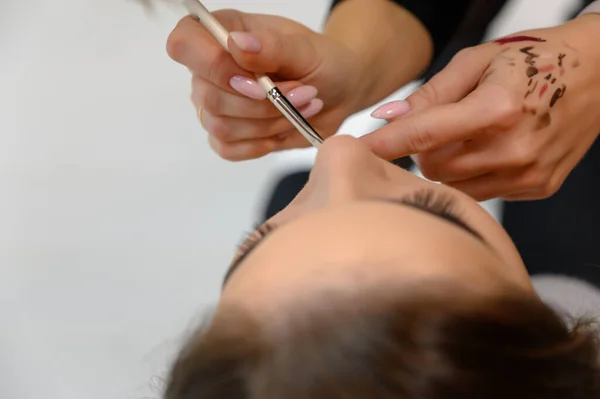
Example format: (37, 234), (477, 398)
(166, 0), (431, 161)
(167, 4), (600, 202)
(219, 135), (535, 318)
(363, 14), (600, 201)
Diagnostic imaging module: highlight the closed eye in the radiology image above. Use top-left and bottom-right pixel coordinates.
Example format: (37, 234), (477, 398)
(222, 189), (486, 285)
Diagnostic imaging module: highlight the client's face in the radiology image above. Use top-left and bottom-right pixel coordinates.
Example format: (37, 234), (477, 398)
(220, 135), (533, 316)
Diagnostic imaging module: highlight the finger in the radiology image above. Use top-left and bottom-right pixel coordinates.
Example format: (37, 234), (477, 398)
(411, 141), (489, 182)
(191, 76), (318, 118)
(201, 99), (324, 142)
(501, 192), (543, 201)
(502, 147), (576, 201)
(446, 164), (550, 202)
(227, 15), (321, 78)
(208, 135), (282, 161)
(446, 172), (515, 202)
(277, 130), (313, 150)
(418, 132), (540, 183)
(362, 83), (520, 160)
(404, 44), (499, 112)
(370, 47), (495, 124)
(167, 15), (250, 93)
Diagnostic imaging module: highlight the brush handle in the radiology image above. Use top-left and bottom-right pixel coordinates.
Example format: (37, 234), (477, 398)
(182, 0), (323, 148)
(183, 0), (275, 92)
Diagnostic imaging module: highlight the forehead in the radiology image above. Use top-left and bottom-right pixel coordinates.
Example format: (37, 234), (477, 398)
(220, 203), (499, 314)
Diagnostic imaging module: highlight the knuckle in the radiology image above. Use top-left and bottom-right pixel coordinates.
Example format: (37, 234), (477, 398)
(166, 22), (188, 63)
(206, 50), (231, 85)
(199, 87), (221, 116)
(208, 136), (237, 161)
(212, 9), (238, 22)
(404, 123), (433, 154)
(415, 82), (440, 106)
(218, 148), (238, 161)
(519, 168), (548, 191)
(454, 46), (476, 62)
(492, 91), (521, 123)
(190, 76), (203, 107)
(538, 174), (561, 198)
(269, 29), (286, 59)
(191, 75), (223, 116)
(206, 117), (233, 142)
(416, 156), (441, 181)
(508, 141), (537, 167)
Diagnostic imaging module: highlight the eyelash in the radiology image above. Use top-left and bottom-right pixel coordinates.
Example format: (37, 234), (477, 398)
(236, 222), (275, 256)
(397, 188), (463, 222)
(235, 189), (464, 260)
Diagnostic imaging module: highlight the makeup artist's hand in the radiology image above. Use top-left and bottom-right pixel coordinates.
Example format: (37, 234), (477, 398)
(362, 16), (600, 201)
(166, 11), (360, 161)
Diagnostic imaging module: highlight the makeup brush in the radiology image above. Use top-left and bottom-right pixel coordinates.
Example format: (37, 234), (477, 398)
(138, 0), (324, 149)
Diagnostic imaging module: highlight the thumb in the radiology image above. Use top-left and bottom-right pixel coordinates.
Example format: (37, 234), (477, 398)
(226, 21), (319, 79)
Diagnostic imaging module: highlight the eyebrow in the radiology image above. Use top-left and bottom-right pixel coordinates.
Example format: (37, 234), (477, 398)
(222, 199), (487, 285)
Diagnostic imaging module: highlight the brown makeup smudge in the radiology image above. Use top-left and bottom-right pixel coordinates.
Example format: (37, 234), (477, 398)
(526, 66), (539, 77)
(524, 80), (538, 99)
(550, 85), (566, 107)
(535, 112), (551, 130)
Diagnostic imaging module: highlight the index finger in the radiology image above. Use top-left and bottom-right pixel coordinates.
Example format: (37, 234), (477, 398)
(360, 84), (516, 160)
(166, 13), (251, 92)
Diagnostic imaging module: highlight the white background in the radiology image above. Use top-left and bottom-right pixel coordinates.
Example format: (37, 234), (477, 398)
(0, 0), (585, 398)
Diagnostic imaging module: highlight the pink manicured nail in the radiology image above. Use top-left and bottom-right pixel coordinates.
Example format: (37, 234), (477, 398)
(370, 100), (411, 119)
(229, 31), (262, 53)
(229, 76), (266, 100)
(286, 86), (318, 107)
(300, 98), (324, 119)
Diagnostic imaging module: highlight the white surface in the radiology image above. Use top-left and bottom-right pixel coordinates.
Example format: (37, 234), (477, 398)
(1, 0), (591, 398)
(1, 1), (328, 398)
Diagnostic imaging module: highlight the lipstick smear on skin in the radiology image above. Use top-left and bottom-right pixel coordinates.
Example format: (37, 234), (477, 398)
(494, 36), (547, 45)
(539, 83), (549, 98)
(537, 64), (555, 73)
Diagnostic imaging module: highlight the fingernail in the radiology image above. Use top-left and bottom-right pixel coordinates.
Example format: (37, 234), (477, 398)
(370, 100), (411, 119)
(300, 98), (324, 119)
(229, 76), (266, 100)
(229, 31), (262, 53)
(287, 86), (318, 107)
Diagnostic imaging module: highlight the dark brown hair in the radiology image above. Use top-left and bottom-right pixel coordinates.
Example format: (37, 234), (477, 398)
(163, 284), (600, 399)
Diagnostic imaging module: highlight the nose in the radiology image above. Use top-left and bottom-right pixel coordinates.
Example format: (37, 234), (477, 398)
(307, 135), (388, 204)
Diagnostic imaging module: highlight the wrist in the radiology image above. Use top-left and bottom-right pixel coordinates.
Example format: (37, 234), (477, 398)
(564, 12), (600, 132)
(323, 0), (433, 113)
(562, 12), (600, 56)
